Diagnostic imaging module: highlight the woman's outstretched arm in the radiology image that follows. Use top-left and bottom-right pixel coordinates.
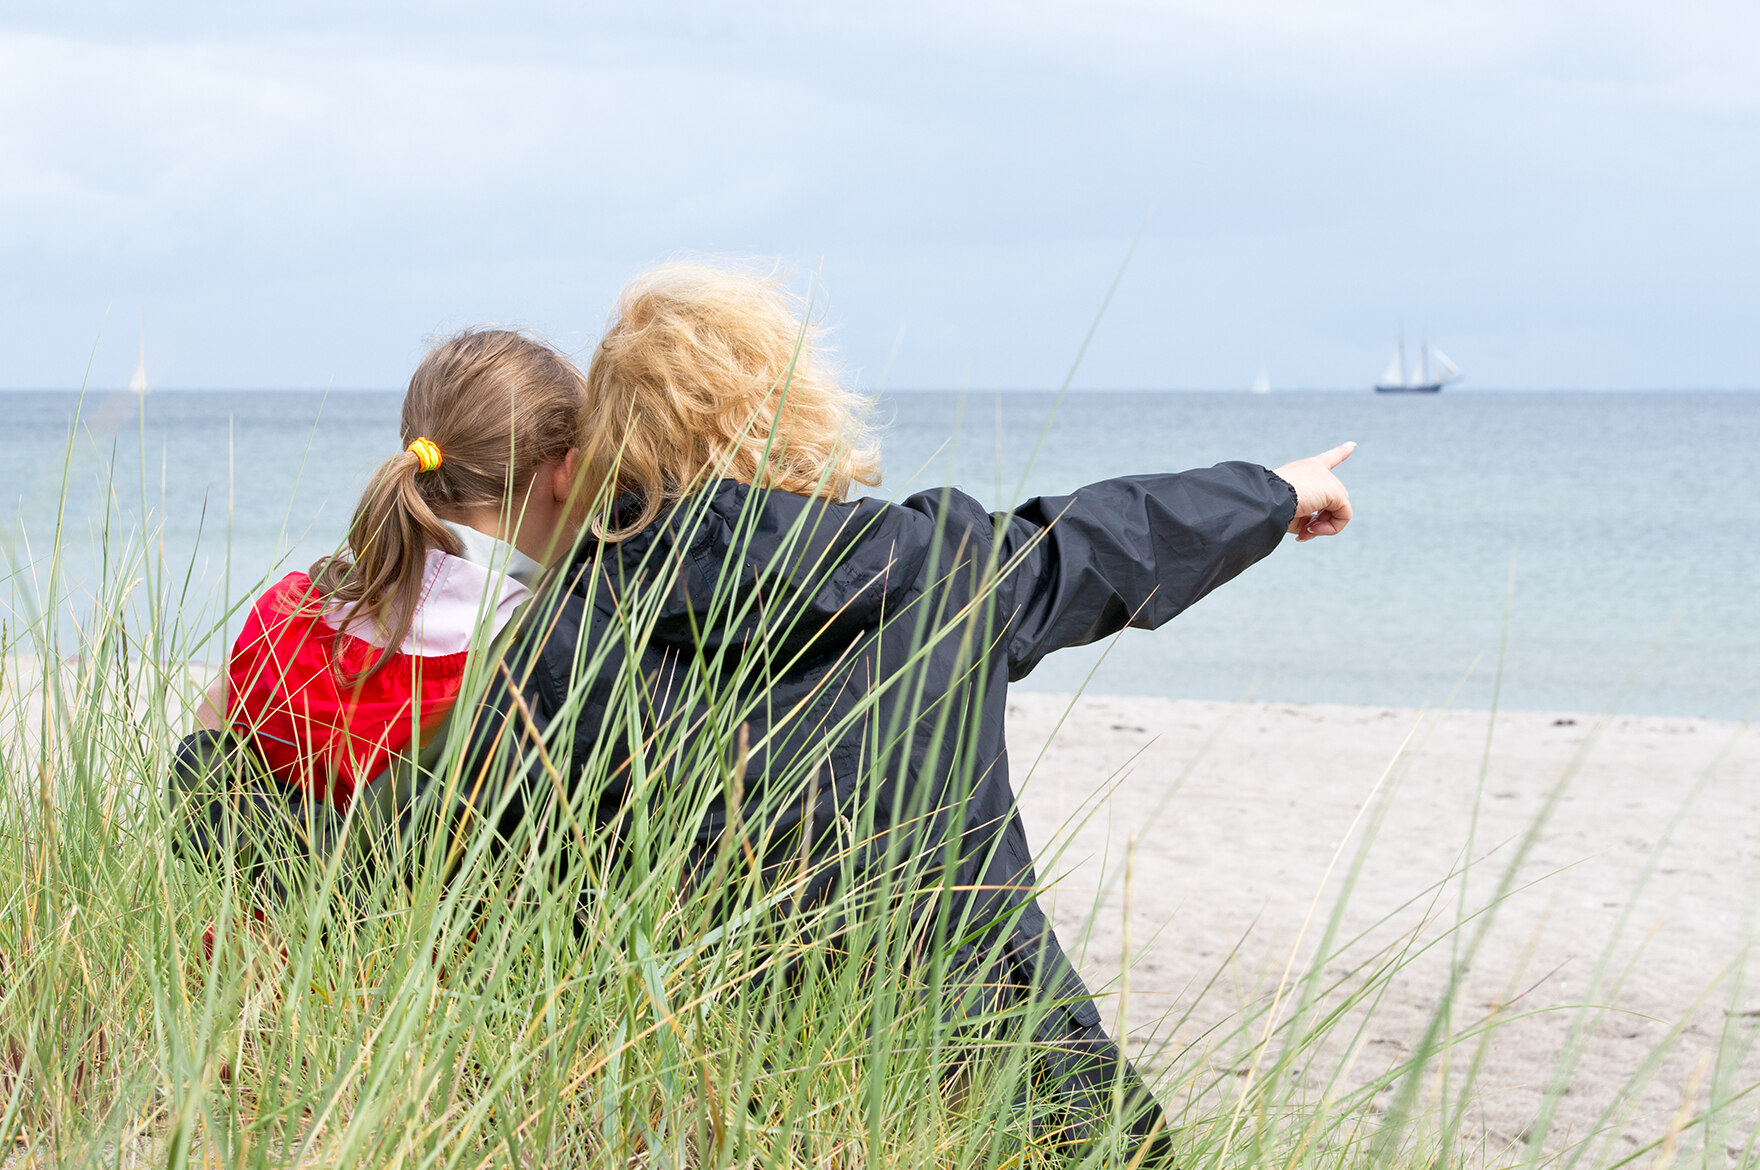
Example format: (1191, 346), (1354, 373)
(996, 444), (1354, 680)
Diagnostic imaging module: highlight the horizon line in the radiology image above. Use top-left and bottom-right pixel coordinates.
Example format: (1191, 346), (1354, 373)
(3, 385), (1757, 395)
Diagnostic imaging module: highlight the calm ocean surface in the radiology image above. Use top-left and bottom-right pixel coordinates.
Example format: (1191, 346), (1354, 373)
(4, 389), (1755, 719)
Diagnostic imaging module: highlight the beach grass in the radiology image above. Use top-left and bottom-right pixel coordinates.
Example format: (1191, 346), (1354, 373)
(1, 408), (1756, 1170)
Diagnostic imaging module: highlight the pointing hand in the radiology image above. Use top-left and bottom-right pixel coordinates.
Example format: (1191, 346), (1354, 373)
(1274, 441), (1355, 542)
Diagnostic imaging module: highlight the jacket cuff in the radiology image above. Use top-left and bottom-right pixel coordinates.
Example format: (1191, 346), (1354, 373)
(1265, 468), (1299, 531)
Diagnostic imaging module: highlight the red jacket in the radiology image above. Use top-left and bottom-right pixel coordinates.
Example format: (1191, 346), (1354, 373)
(225, 531), (537, 809)
(227, 573), (467, 809)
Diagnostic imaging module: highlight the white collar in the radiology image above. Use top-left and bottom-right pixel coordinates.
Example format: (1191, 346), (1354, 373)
(321, 523), (542, 656)
(440, 520), (545, 589)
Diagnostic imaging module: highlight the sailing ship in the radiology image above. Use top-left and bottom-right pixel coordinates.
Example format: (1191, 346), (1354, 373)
(128, 331), (148, 396)
(1375, 335), (1460, 393)
(1250, 367), (1270, 394)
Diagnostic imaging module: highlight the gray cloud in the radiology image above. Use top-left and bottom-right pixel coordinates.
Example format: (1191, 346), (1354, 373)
(2, 1), (1755, 391)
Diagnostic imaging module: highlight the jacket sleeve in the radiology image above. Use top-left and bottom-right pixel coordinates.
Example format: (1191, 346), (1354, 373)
(996, 461), (1297, 680)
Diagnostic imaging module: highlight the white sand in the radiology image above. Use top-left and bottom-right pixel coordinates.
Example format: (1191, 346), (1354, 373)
(1007, 693), (1760, 1161)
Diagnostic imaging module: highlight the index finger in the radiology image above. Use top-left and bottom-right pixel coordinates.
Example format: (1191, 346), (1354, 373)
(1315, 440), (1357, 470)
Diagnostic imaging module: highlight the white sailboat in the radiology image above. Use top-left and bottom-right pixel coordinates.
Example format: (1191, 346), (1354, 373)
(1250, 367), (1271, 394)
(128, 331), (148, 396)
(1375, 334), (1460, 393)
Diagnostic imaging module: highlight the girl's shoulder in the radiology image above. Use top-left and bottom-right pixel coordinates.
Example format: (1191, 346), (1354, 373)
(246, 571), (324, 626)
(234, 568), (476, 677)
(229, 572), (329, 664)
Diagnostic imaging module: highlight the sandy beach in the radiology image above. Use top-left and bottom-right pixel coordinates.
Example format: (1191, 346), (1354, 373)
(1008, 693), (1760, 1161)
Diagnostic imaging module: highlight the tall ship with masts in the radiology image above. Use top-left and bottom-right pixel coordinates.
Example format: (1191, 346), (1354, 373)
(1375, 335), (1460, 393)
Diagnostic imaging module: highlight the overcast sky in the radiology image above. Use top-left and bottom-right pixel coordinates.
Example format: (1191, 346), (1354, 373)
(3, 0), (1756, 391)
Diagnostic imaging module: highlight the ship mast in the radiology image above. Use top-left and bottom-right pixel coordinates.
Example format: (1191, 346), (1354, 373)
(1382, 336), (1407, 388)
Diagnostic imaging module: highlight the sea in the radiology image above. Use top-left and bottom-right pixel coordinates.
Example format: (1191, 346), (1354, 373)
(3, 389), (1755, 720)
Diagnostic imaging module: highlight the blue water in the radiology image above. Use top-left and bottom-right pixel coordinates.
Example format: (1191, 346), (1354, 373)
(4, 389), (1756, 718)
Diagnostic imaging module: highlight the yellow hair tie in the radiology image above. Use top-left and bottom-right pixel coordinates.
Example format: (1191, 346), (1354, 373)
(407, 437), (442, 472)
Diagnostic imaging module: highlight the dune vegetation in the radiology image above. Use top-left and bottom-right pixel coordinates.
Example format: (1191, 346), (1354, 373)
(2, 398), (1756, 1170)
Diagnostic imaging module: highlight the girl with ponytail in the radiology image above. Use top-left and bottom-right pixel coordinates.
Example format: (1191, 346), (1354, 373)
(196, 329), (590, 811)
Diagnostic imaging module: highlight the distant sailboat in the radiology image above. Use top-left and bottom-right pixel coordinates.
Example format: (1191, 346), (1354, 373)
(1375, 334), (1460, 393)
(128, 331), (148, 396)
(1250, 367), (1271, 394)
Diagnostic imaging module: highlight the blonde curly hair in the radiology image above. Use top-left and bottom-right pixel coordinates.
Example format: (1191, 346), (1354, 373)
(583, 263), (881, 539)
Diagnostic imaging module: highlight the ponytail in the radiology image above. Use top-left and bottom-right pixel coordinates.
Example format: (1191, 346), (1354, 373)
(310, 448), (463, 683)
(306, 329), (590, 684)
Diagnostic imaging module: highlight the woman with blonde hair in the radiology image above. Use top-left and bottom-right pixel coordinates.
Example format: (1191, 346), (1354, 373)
(466, 263), (1354, 1160)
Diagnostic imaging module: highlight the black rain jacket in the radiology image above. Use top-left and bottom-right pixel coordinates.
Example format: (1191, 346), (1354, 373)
(461, 462), (1295, 1025)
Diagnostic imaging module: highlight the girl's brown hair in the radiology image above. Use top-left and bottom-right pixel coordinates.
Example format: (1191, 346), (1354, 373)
(310, 328), (589, 679)
(583, 263), (881, 539)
